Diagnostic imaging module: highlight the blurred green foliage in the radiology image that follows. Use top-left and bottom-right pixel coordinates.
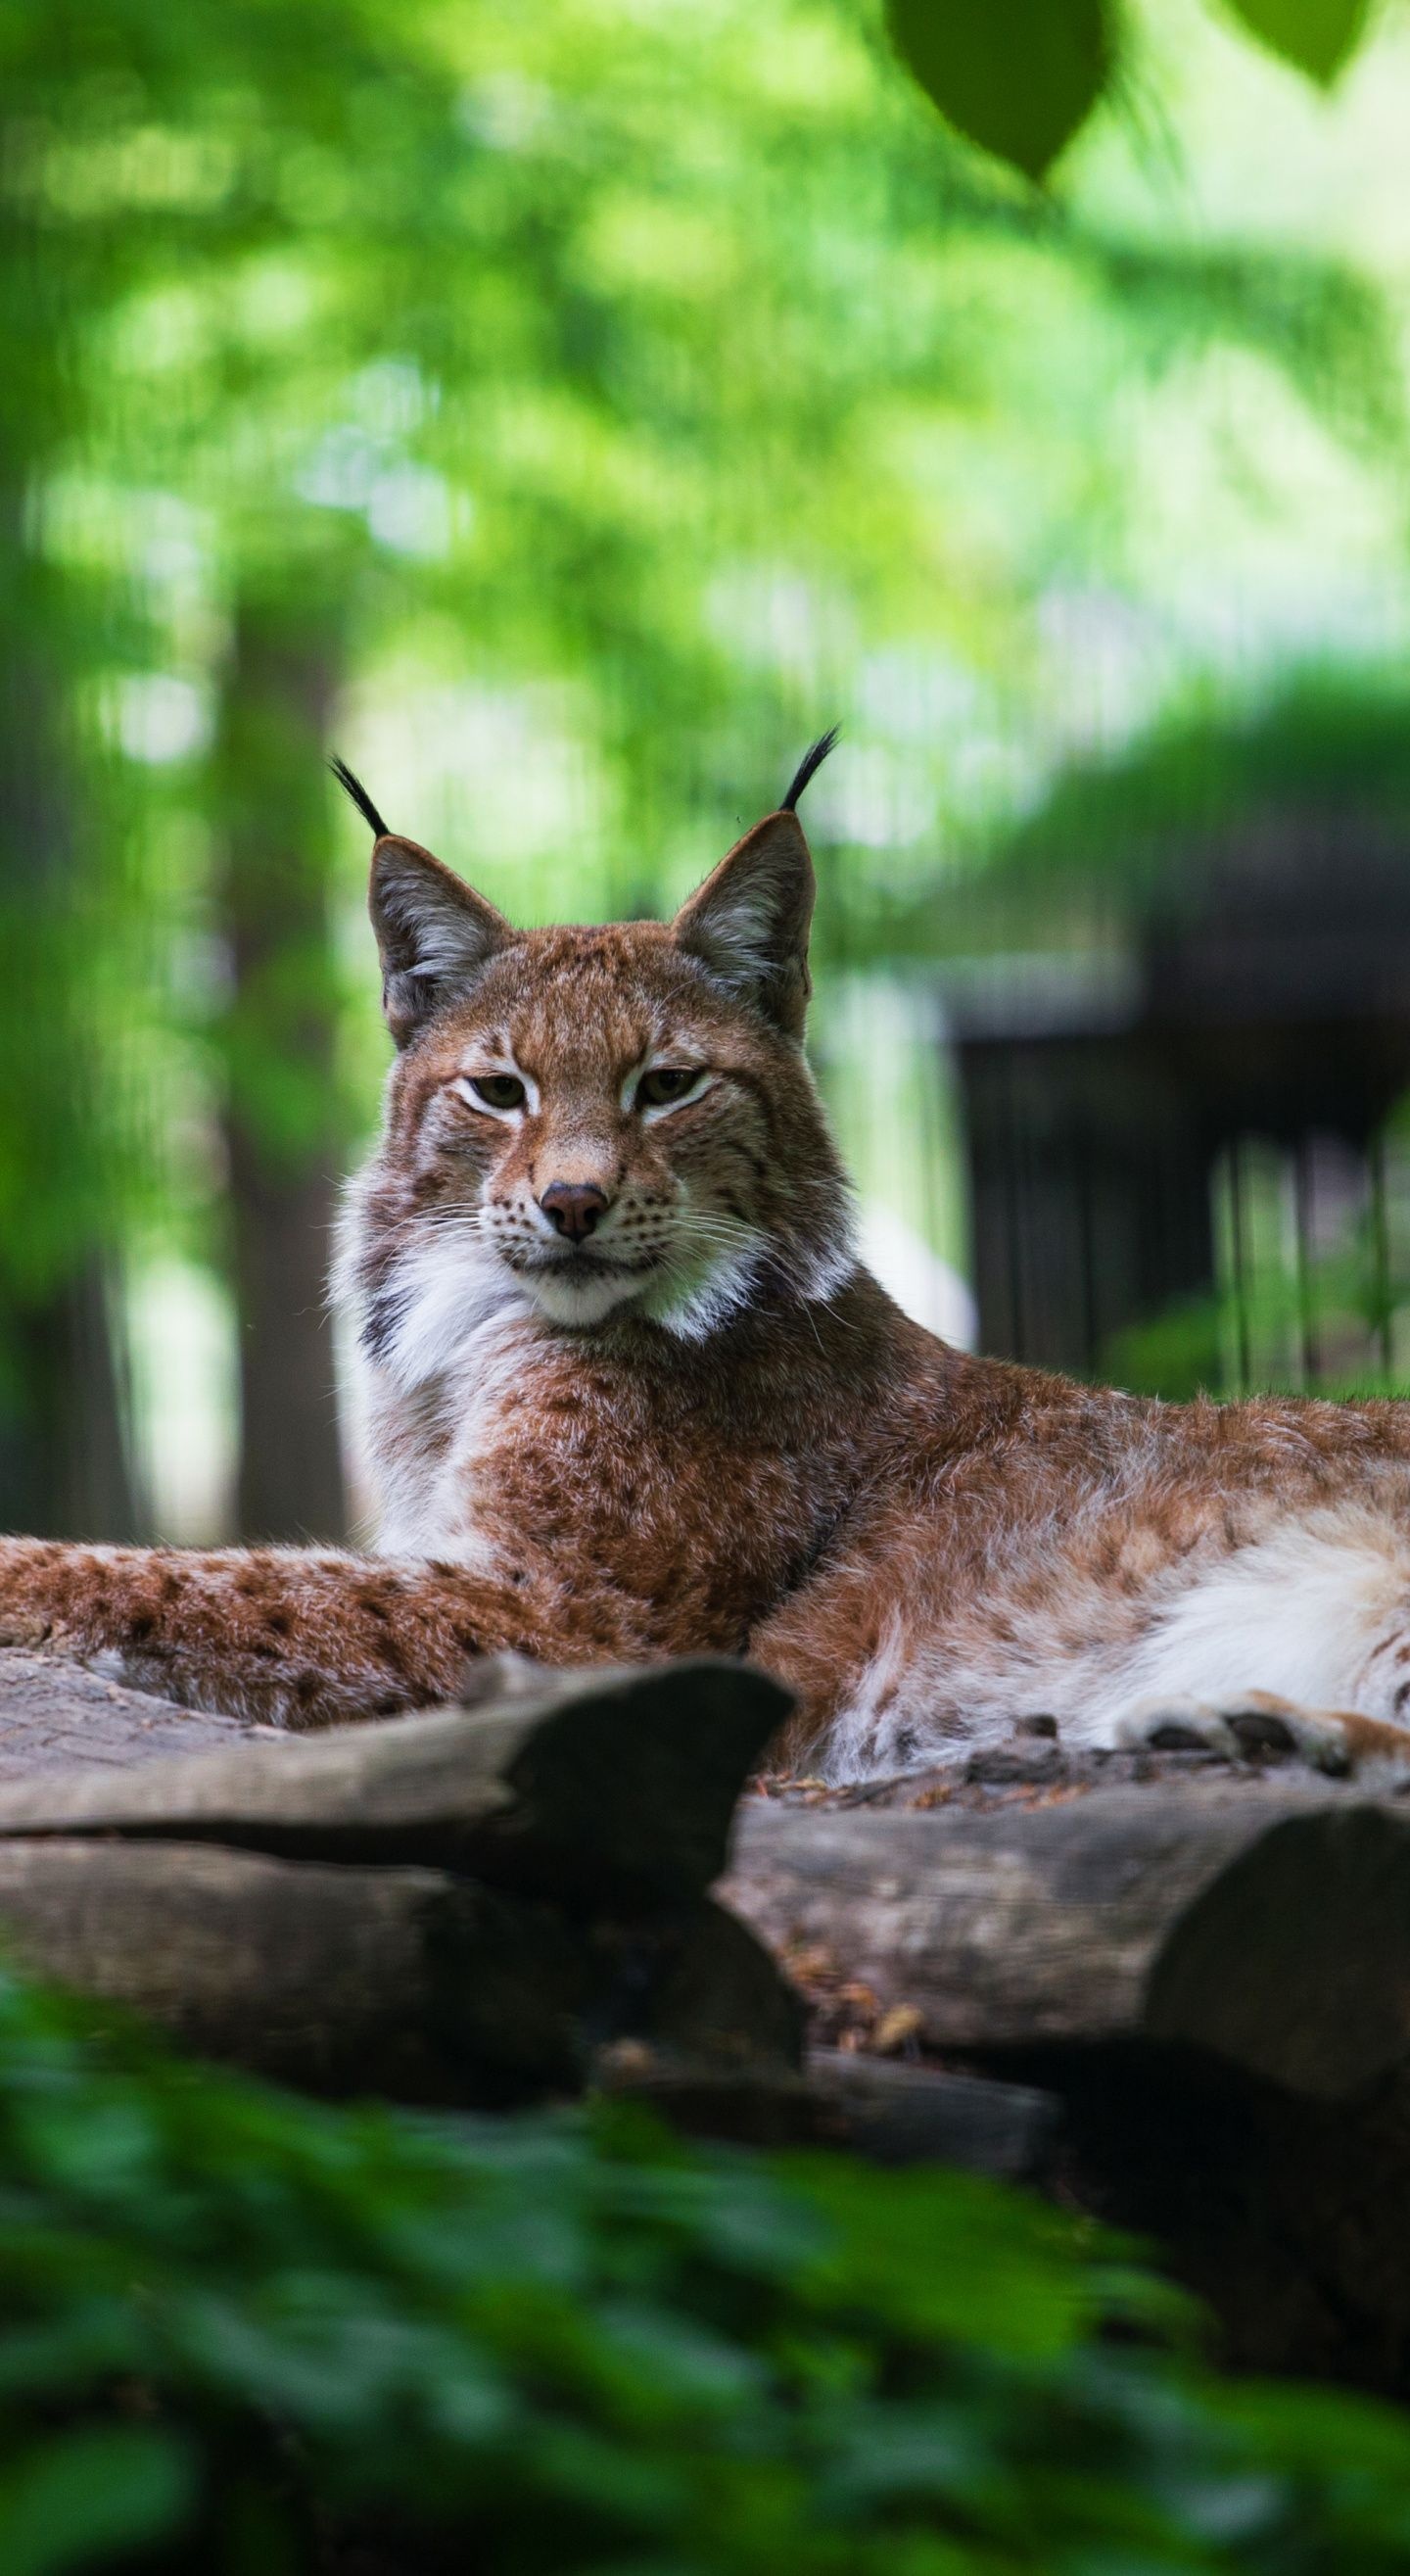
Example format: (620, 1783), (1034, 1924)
(0, 1962), (1405, 2570)
(1108, 1205), (1410, 1401)
(886, 0), (1113, 179)
(976, 676), (1410, 910)
(858, 673), (1410, 981)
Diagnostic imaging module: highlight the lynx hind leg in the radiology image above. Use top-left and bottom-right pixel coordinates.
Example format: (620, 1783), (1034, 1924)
(1112, 1691), (1410, 1784)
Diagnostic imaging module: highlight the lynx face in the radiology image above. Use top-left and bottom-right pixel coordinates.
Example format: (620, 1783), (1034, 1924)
(438, 948), (756, 1333)
(347, 800), (857, 1359)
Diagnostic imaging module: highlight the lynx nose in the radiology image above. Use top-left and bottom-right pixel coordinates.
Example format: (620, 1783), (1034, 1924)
(540, 1181), (610, 1241)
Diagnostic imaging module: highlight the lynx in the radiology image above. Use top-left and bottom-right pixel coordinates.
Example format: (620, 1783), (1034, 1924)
(5, 734), (1410, 1782)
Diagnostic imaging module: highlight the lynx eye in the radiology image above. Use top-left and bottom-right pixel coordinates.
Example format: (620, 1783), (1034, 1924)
(464, 1073), (527, 1113)
(637, 1067), (703, 1110)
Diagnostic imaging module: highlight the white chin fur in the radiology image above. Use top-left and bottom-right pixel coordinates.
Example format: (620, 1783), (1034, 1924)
(525, 1218), (858, 1345)
(523, 1264), (647, 1327)
(524, 1234), (765, 1337)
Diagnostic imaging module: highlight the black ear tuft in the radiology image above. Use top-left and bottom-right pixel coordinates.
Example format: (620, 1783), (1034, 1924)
(330, 755), (391, 840)
(780, 726), (840, 814)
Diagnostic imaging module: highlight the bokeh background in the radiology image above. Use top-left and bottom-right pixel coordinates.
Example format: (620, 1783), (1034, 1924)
(8, 0), (1410, 1548)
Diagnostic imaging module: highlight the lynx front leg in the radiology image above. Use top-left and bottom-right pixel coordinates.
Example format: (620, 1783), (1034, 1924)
(0, 1537), (619, 1730)
(1112, 1691), (1410, 1786)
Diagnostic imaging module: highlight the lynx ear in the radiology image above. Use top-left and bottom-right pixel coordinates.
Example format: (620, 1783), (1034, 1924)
(672, 811), (816, 1037)
(369, 836), (512, 1046)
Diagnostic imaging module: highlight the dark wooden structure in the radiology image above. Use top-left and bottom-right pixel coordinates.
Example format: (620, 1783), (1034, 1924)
(944, 711), (1410, 1385)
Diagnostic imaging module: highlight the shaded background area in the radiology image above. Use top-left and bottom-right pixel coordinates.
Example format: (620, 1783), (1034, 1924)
(7, 0), (1410, 1545)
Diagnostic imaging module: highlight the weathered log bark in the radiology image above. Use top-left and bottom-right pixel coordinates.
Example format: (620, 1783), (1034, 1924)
(0, 1650), (804, 2106)
(722, 1770), (1410, 2391)
(589, 2041), (1061, 2164)
(0, 1649), (274, 1776)
(0, 1837), (798, 2105)
(724, 1781), (1410, 2102)
(804, 2050), (1058, 2173)
(0, 1656), (789, 1905)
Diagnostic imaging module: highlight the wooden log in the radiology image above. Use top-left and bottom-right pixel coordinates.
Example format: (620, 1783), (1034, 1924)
(0, 1837), (799, 2103)
(588, 2041), (1058, 2167)
(0, 1643), (583, 1776)
(0, 1647), (274, 1774)
(0, 1658), (790, 1906)
(723, 1782), (1410, 2101)
(0, 1838), (562, 2100)
(802, 2050), (1058, 2174)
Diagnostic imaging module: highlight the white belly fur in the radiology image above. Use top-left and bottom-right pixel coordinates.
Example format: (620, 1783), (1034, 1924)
(824, 1503), (1410, 1783)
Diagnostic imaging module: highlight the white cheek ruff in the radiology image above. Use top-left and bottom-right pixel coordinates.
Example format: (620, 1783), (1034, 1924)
(646, 1230), (769, 1341)
(376, 1223), (530, 1395)
(646, 1183), (861, 1343)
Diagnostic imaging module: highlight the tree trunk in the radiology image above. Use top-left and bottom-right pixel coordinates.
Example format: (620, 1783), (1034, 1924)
(212, 582), (349, 1542)
(0, 1266), (141, 1541)
(0, 201), (144, 1541)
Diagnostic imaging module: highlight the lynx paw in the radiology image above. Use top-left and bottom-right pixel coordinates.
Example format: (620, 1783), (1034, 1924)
(1112, 1690), (1410, 1784)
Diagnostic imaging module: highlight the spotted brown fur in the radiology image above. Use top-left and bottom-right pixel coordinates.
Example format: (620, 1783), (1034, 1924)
(5, 788), (1410, 1775)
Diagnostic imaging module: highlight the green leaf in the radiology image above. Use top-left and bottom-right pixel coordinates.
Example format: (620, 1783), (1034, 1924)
(1223, 0), (1370, 85)
(0, 2427), (193, 2576)
(885, 0), (1111, 180)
